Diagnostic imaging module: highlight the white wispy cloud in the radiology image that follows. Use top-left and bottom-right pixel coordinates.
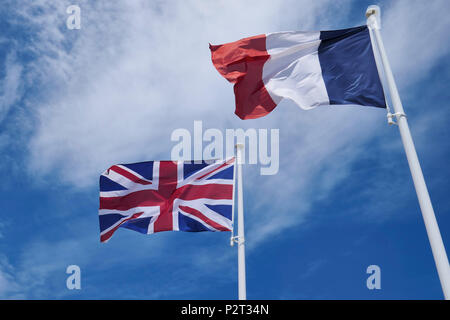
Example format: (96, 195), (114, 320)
(0, 52), (22, 123)
(383, 0), (450, 88)
(0, 255), (24, 299)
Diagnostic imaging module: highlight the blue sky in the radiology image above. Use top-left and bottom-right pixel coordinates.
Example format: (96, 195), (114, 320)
(0, 0), (449, 299)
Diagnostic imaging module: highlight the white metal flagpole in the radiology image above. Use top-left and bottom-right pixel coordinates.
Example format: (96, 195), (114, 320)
(235, 143), (247, 300)
(366, 5), (450, 299)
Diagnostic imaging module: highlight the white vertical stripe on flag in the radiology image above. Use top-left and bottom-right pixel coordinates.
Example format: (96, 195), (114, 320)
(263, 31), (330, 109)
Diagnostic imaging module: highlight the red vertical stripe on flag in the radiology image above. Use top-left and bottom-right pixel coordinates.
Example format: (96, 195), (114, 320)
(153, 161), (178, 232)
(210, 35), (276, 120)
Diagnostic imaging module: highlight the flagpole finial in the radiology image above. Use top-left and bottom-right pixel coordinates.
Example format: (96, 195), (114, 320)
(365, 5), (380, 18)
(366, 5), (381, 29)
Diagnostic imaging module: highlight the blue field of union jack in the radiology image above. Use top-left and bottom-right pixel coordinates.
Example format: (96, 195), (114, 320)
(99, 158), (235, 242)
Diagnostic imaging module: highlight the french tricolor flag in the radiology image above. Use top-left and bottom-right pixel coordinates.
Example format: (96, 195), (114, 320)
(210, 25), (386, 119)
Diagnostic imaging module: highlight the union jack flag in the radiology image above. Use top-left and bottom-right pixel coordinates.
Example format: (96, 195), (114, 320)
(99, 158), (235, 242)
